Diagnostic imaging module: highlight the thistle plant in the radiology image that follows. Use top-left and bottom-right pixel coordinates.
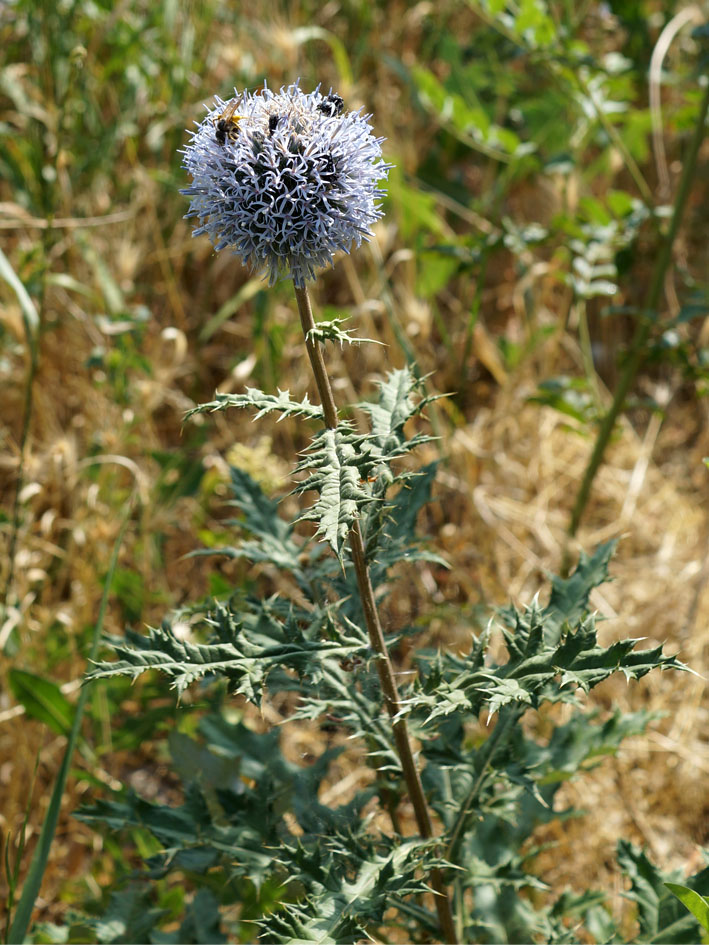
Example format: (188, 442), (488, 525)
(182, 78), (456, 942)
(76, 83), (706, 944)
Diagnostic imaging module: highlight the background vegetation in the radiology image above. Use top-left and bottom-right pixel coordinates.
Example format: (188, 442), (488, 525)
(1, 0), (708, 940)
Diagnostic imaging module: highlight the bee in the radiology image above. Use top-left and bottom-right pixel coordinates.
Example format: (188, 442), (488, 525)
(317, 93), (344, 118)
(213, 100), (245, 146)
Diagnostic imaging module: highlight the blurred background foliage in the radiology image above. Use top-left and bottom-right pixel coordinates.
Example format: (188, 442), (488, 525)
(1, 0), (708, 937)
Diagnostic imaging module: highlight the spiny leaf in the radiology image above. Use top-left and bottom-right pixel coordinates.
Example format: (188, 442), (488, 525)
(519, 708), (659, 784)
(292, 642), (398, 774)
(261, 836), (438, 944)
(307, 316), (383, 347)
(542, 539), (617, 643)
(190, 466), (307, 580)
(412, 612), (684, 724)
(359, 367), (432, 448)
(295, 426), (378, 560)
(185, 387), (323, 422)
(409, 545), (686, 724)
(76, 782), (275, 887)
(85, 887), (169, 945)
(88, 600), (365, 704)
(225, 466), (289, 539)
(498, 540), (617, 646)
(165, 889), (228, 944)
(287, 370), (439, 563)
(364, 463), (449, 581)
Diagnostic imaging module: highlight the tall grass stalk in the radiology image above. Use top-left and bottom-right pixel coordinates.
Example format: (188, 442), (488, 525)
(6, 503), (132, 943)
(2, 756), (38, 944)
(566, 78), (709, 558)
(0, 249), (40, 624)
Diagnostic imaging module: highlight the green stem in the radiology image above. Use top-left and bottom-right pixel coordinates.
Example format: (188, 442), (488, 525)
(445, 708), (518, 865)
(566, 78), (709, 550)
(294, 284), (456, 944)
(575, 299), (602, 409)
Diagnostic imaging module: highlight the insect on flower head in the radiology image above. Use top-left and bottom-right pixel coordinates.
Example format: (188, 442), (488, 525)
(181, 81), (393, 287)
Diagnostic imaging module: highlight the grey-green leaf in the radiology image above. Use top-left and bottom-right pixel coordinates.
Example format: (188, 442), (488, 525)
(185, 387), (323, 422)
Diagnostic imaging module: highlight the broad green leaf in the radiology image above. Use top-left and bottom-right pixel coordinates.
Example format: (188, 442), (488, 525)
(529, 376), (598, 427)
(665, 884), (709, 935)
(410, 65), (524, 162)
(8, 670), (75, 736)
(416, 251), (460, 298)
(607, 189), (637, 217)
(77, 234), (125, 316)
(617, 839), (709, 943)
(387, 168), (447, 241)
(110, 567), (145, 624)
(290, 26), (353, 87)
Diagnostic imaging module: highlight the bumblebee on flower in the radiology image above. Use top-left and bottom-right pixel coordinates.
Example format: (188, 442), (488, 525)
(181, 81), (392, 287)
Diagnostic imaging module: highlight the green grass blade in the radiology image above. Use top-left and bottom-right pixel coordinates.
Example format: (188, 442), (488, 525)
(7, 505), (132, 944)
(198, 276), (264, 341)
(8, 670), (75, 736)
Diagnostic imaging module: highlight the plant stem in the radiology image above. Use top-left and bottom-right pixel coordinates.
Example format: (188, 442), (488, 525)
(294, 284), (456, 944)
(8, 501), (133, 944)
(445, 708), (518, 865)
(565, 78), (709, 558)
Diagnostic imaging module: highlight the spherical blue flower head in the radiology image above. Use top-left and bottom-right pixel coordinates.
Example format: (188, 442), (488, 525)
(181, 82), (392, 287)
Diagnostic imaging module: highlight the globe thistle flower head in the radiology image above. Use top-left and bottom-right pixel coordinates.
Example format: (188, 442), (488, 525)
(181, 82), (393, 287)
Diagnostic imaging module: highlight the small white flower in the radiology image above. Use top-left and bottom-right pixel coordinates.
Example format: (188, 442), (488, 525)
(181, 81), (392, 287)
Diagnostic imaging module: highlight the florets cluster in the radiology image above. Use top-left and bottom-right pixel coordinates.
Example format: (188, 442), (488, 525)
(181, 82), (392, 286)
